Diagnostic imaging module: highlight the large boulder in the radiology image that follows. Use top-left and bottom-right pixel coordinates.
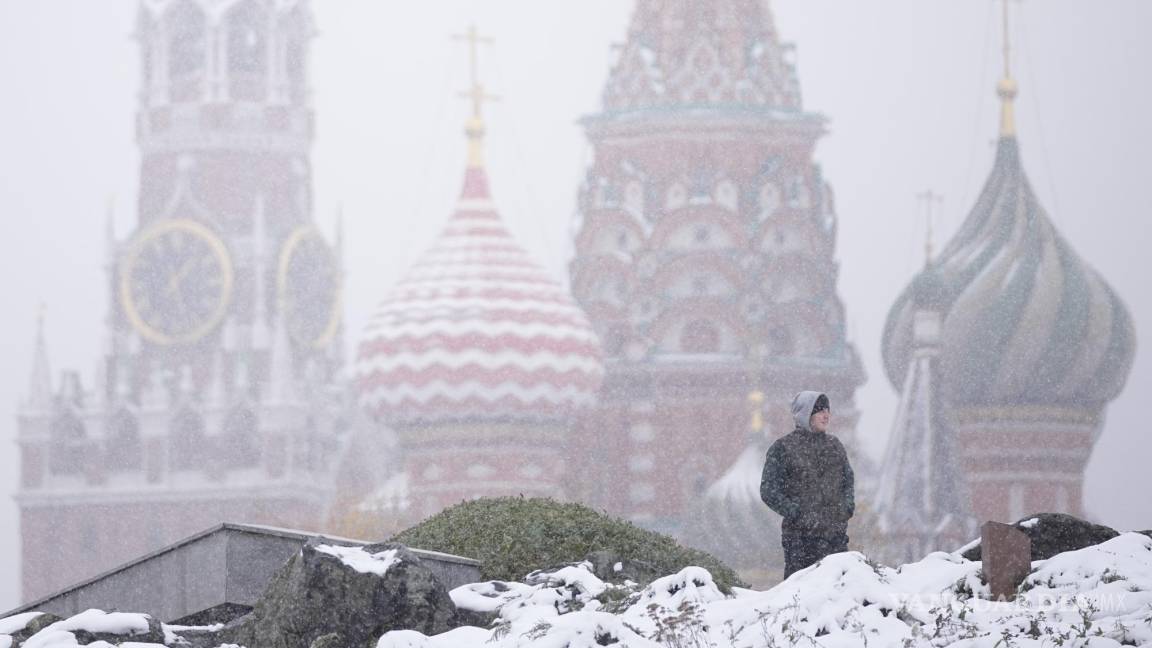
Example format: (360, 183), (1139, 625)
(961, 513), (1120, 562)
(226, 539), (458, 648)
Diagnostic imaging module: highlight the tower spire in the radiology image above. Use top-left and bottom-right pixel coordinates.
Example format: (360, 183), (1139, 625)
(27, 305), (53, 410)
(917, 190), (944, 268)
(453, 24), (496, 168)
(997, 0), (1019, 138)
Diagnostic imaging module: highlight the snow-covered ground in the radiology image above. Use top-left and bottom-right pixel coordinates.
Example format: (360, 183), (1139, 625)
(387, 532), (1152, 648)
(4, 533), (1151, 647)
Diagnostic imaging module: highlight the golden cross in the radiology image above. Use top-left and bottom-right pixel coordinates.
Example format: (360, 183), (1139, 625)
(917, 190), (944, 266)
(1004, 0), (1013, 79)
(452, 24), (498, 121)
(997, 0), (1023, 136)
(1000, 0), (1022, 81)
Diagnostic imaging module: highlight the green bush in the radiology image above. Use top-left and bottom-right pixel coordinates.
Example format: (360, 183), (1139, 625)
(390, 496), (745, 592)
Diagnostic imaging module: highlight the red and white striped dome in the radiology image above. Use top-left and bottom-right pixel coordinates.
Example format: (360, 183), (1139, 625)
(355, 165), (603, 425)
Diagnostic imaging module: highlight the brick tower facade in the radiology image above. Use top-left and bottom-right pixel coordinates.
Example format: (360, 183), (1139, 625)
(16, 0), (345, 601)
(567, 0), (866, 542)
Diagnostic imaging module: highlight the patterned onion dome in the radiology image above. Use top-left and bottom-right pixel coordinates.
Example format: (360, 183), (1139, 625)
(355, 164), (604, 425)
(883, 136), (1135, 409)
(682, 438), (782, 571)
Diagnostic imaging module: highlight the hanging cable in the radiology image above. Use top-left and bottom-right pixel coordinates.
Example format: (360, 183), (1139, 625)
(1019, 7), (1064, 227)
(959, 1), (997, 217)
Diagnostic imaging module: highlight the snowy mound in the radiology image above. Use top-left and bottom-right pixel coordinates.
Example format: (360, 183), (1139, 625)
(381, 533), (1152, 648)
(6, 533), (1152, 647)
(0, 609), (171, 648)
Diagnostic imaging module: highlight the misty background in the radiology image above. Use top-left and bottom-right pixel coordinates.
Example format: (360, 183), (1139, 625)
(1, 1), (1149, 610)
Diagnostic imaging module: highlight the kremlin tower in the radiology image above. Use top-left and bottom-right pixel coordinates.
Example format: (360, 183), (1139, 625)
(17, 0), (345, 601)
(880, 4), (1136, 531)
(353, 29), (604, 522)
(568, 0), (866, 558)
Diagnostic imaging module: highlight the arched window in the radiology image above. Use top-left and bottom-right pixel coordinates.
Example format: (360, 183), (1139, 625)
(227, 1), (269, 101)
(693, 225), (711, 245)
(167, 1), (206, 102)
(106, 409), (142, 472)
(49, 411), (86, 475)
(769, 326), (794, 357)
(222, 408), (260, 469)
(169, 408), (205, 471)
(680, 320), (720, 354)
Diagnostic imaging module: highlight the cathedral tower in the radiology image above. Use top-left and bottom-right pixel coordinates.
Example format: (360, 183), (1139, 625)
(568, 0), (865, 536)
(352, 28), (603, 524)
(881, 3), (1136, 526)
(17, 0), (345, 601)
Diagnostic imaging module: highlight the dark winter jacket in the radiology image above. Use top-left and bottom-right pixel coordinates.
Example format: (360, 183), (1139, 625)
(760, 391), (855, 535)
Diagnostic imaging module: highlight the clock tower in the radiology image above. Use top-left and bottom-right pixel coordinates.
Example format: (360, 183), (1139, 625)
(16, 0), (346, 602)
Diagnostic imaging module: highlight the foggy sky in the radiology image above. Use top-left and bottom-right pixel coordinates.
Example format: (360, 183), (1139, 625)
(1, 1), (1149, 610)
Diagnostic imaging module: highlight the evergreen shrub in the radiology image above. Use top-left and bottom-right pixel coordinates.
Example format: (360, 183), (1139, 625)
(390, 496), (745, 592)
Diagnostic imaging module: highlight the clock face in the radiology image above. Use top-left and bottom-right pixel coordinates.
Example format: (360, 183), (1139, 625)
(278, 226), (341, 349)
(120, 219), (233, 345)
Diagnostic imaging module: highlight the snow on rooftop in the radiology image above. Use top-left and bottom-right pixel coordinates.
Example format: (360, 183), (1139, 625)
(315, 544), (402, 577)
(703, 443), (765, 506)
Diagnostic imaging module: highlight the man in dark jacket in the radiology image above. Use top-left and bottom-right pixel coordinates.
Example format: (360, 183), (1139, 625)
(760, 391), (855, 578)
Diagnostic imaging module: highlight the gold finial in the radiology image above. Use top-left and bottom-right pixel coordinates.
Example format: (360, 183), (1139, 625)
(748, 389), (765, 434)
(746, 342), (766, 434)
(997, 0), (1020, 137)
(452, 24), (498, 168)
(916, 190), (943, 267)
(37, 302), (46, 340)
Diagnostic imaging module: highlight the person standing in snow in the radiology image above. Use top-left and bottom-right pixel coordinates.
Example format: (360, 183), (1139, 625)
(760, 391), (855, 578)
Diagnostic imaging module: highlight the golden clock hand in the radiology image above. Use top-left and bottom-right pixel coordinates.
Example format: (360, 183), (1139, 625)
(166, 258), (195, 296)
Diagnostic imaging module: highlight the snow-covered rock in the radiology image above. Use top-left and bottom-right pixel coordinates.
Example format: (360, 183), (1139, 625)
(2, 610), (164, 648)
(0, 614), (42, 637)
(962, 513), (1120, 562)
(314, 543), (403, 576)
(229, 539), (459, 648)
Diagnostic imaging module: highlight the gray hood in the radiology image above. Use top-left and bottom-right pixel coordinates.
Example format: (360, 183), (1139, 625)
(791, 390), (827, 432)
